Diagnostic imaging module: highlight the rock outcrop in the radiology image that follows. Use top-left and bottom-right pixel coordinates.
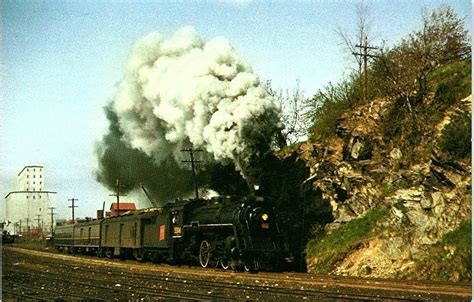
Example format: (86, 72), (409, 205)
(301, 95), (471, 278)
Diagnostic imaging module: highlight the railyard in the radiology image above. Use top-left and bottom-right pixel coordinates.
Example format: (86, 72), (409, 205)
(2, 246), (471, 301)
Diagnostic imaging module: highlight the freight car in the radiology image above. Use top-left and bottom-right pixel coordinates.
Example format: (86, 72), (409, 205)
(54, 195), (291, 271)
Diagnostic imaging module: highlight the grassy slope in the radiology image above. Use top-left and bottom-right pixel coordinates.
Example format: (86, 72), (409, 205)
(306, 209), (388, 274)
(401, 220), (472, 282)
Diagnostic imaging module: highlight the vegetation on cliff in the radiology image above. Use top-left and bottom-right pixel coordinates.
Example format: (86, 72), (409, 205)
(284, 5), (472, 279)
(306, 208), (388, 274)
(402, 220), (472, 282)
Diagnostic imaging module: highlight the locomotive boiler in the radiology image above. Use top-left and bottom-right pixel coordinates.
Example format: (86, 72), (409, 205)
(54, 195), (291, 272)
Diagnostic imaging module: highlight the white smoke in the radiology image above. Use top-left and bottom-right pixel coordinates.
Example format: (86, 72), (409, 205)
(111, 27), (281, 179)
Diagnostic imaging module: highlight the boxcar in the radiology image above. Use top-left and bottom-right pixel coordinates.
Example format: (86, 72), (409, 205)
(72, 219), (101, 254)
(54, 224), (75, 252)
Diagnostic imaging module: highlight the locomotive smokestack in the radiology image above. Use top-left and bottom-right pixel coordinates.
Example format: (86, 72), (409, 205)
(96, 27), (281, 200)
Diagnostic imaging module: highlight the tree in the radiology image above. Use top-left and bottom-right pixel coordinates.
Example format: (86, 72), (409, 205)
(304, 74), (360, 140)
(371, 5), (470, 106)
(336, 2), (373, 75)
(265, 80), (308, 146)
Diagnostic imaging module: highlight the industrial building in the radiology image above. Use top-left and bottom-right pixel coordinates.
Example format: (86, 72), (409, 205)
(4, 165), (57, 235)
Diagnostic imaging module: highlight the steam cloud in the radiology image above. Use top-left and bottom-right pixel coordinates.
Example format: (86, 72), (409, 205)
(96, 27), (281, 202)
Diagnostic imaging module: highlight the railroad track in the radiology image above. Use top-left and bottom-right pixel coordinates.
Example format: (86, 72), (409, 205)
(4, 254), (412, 301)
(4, 268), (221, 301)
(253, 271), (472, 298)
(4, 247), (471, 301)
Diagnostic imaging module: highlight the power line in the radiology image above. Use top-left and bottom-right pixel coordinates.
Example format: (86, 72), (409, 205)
(68, 198), (78, 224)
(181, 149), (202, 199)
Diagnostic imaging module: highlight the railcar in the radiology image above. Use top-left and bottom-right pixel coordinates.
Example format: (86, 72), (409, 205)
(2, 231), (15, 244)
(54, 224), (75, 252)
(54, 195), (291, 271)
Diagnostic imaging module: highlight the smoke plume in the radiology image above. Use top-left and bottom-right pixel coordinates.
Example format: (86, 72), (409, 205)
(96, 27), (281, 202)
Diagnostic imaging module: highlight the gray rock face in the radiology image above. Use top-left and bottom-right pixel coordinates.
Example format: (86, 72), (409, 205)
(431, 192), (445, 216)
(390, 148), (403, 160)
(302, 95), (472, 278)
(381, 237), (404, 259)
(351, 140), (364, 159)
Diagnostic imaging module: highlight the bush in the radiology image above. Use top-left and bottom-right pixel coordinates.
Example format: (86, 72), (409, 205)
(439, 111), (471, 159)
(433, 59), (471, 106)
(434, 82), (457, 105)
(305, 74), (362, 140)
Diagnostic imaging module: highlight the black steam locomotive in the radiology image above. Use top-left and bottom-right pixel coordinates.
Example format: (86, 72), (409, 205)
(54, 195), (292, 271)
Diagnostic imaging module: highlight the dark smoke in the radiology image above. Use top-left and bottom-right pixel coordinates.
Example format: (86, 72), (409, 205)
(95, 103), (195, 202)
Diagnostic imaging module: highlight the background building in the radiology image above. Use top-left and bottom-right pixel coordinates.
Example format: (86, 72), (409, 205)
(4, 165), (57, 235)
(107, 202), (136, 217)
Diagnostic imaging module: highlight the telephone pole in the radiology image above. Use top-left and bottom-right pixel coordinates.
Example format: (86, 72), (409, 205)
(35, 214), (42, 237)
(25, 217), (30, 237)
(109, 179), (127, 216)
(35, 214), (42, 228)
(352, 35), (379, 101)
(181, 149), (202, 199)
(68, 198), (78, 224)
(48, 207), (56, 235)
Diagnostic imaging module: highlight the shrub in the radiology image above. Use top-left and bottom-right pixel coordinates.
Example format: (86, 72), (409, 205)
(433, 60), (471, 106)
(305, 74), (362, 141)
(439, 111), (471, 159)
(434, 82), (457, 105)
(380, 182), (395, 198)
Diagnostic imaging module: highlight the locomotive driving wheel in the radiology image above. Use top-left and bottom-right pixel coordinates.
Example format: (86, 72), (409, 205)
(199, 240), (211, 267)
(220, 258), (230, 270)
(133, 248), (146, 262)
(104, 248), (113, 259)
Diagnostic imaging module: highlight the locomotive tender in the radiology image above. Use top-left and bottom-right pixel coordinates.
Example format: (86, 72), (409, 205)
(54, 195), (291, 271)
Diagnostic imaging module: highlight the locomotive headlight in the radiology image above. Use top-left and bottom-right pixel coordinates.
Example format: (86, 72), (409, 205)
(261, 213), (269, 221)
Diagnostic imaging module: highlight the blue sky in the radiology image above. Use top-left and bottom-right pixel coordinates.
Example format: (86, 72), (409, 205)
(1, 0), (471, 220)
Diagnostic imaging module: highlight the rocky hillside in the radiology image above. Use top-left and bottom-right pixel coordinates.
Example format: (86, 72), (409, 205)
(295, 87), (471, 281)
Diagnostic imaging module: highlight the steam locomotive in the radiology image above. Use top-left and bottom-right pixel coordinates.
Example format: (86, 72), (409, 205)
(54, 195), (292, 271)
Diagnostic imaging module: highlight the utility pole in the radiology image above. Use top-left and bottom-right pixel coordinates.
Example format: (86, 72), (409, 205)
(109, 179), (127, 216)
(352, 35), (379, 101)
(36, 214), (42, 237)
(68, 198), (78, 224)
(181, 149), (202, 199)
(48, 207), (56, 235)
(36, 214), (42, 229)
(25, 217), (30, 237)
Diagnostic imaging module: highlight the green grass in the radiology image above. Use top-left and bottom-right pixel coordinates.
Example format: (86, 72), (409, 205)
(380, 182), (396, 199)
(306, 208), (388, 273)
(425, 58), (472, 124)
(402, 220), (472, 282)
(429, 58), (471, 96)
